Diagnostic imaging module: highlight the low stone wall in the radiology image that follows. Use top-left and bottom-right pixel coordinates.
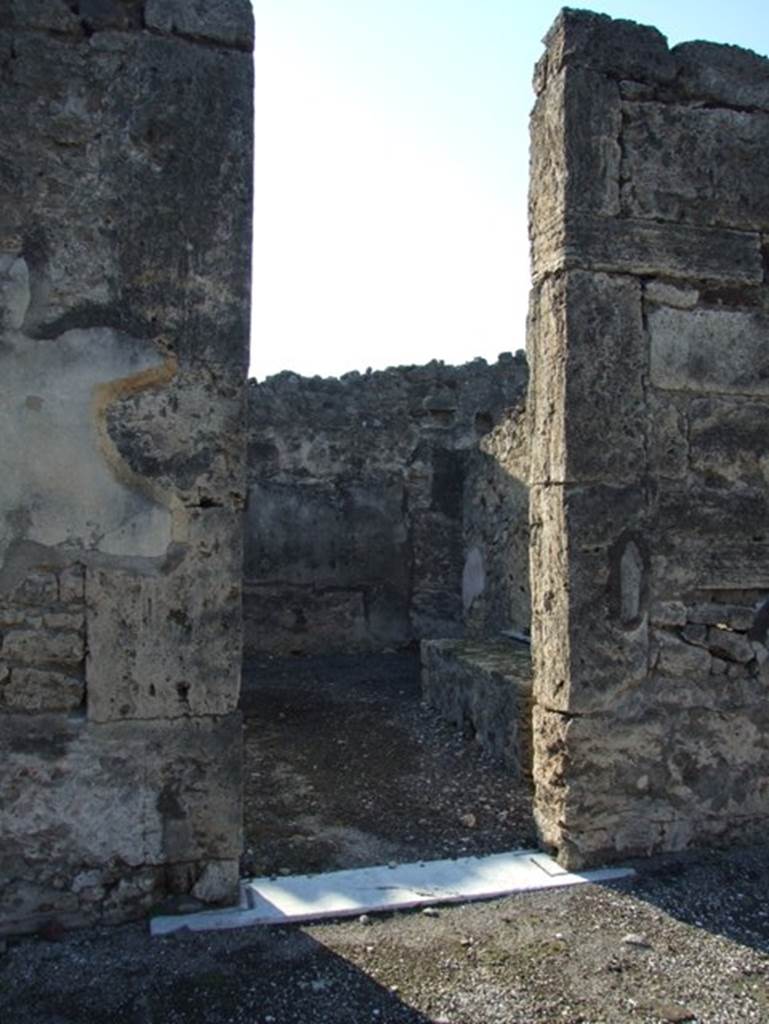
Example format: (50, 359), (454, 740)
(421, 638), (532, 778)
(245, 356), (530, 654)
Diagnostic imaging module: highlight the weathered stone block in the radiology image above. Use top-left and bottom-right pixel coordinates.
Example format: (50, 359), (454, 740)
(106, 368), (247, 507)
(706, 627), (754, 663)
(8, 570), (58, 607)
(618, 80), (656, 101)
(76, 0), (143, 31)
(3, 668), (83, 712)
(530, 483), (650, 715)
(621, 103), (769, 230)
(649, 307), (769, 395)
(0, 609), (29, 628)
(529, 65), (621, 230)
(674, 41), (769, 113)
(646, 393), (689, 480)
(533, 700), (769, 868)
(526, 277), (567, 485)
(144, 0), (254, 49)
(532, 704), (670, 867)
(86, 508), (242, 722)
(644, 280), (699, 309)
(43, 611), (85, 632)
(1, 629), (83, 665)
(1, 714), (242, 867)
(653, 632), (712, 677)
(0, 0), (80, 32)
(689, 397), (769, 486)
(528, 271), (646, 485)
(533, 215), (763, 285)
(651, 544), (769, 593)
(537, 9), (675, 90)
(688, 602), (755, 631)
(650, 601), (687, 627)
(681, 623), (708, 647)
(529, 484), (570, 711)
(191, 859), (241, 904)
(58, 565), (85, 604)
(654, 483), (769, 559)
(0, 713), (242, 930)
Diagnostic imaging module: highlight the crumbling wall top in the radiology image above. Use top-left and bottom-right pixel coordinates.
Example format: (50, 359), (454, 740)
(536, 7), (769, 112)
(248, 353), (528, 440)
(1, 0), (254, 50)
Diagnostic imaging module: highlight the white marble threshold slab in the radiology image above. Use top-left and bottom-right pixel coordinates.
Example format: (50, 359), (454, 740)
(150, 850), (635, 936)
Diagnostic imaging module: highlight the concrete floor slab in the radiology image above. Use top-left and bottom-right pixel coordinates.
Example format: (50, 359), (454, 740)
(150, 850), (634, 936)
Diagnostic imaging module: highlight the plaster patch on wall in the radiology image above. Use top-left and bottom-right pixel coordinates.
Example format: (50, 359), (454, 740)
(462, 545), (486, 612)
(0, 255), (31, 332)
(0, 323), (174, 576)
(619, 540), (644, 626)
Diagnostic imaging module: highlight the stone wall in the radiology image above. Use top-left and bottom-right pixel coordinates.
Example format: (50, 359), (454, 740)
(463, 403), (530, 639)
(528, 10), (769, 868)
(245, 356), (529, 654)
(0, 0), (252, 934)
(421, 637), (533, 777)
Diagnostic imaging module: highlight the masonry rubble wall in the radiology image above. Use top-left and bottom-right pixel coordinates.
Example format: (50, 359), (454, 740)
(0, 0), (253, 934)
(528, 9), (769, 868)
(245, 356), (530, 655)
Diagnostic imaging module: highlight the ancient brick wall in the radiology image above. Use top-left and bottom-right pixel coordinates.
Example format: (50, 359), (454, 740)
(245, 356), (529, 654)
(0, 0), (252, 933)
(529, 10), (769, 867)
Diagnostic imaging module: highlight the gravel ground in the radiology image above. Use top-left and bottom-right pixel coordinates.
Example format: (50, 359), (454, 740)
(3, 653), (768, 1022)
(240, 652), (537, 876)
(1, 843), (768, 1023)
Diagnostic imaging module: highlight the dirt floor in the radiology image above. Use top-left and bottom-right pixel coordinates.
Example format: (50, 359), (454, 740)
(239, 651), (537, 877)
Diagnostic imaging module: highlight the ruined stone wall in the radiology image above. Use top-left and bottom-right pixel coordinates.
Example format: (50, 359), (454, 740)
(529, 10), (769, 867)
(463, 403), (530, 639)
(245, 356), (529, 654)
(0, 0), (252, 934)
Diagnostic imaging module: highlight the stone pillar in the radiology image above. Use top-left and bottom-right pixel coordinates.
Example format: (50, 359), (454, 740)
(0, 0), (252, 932)
(528, 10), (769, 867)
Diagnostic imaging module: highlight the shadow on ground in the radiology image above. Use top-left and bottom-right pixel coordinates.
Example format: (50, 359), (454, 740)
(624, 842), (769, 956)
(0, 923), (435, 1024)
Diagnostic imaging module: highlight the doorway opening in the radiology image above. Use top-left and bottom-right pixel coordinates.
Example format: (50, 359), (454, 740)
(238, 352), (535, 878)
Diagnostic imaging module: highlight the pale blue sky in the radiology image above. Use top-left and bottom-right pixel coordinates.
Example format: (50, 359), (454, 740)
(251, 1), (769, 380)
